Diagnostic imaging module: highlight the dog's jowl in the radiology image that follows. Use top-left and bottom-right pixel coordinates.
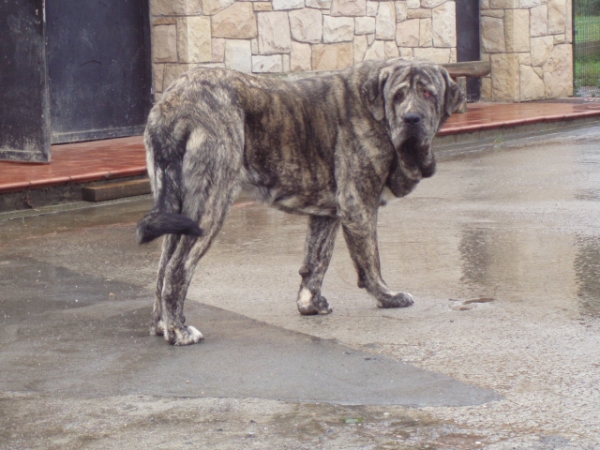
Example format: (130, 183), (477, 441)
(137, 58), (464, 345)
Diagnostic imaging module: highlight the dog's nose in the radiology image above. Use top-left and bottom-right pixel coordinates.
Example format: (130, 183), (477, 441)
(403, 112), (422, 125)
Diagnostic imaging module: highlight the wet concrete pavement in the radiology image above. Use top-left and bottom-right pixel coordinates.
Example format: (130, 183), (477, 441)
(2, 126), (600, 449)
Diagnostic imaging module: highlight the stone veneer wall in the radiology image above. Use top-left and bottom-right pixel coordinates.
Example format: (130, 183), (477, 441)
(150, 0), (458, 96)
(480, 0), (573, 101)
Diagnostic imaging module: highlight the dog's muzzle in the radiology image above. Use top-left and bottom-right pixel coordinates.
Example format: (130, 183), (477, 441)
(397, 112), (436, 179)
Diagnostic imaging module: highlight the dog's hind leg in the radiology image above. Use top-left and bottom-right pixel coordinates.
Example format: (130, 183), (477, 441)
(150, 233), (179, 337)
(159, 190), (237, 345)
(296, 215), (340, 315)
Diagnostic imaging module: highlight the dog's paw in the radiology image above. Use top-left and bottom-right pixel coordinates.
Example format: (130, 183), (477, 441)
(168, 325), (204, 346)
(377, 291), (414, 308)
(150, 319), (165, 336)
(297, 289), (333, 315)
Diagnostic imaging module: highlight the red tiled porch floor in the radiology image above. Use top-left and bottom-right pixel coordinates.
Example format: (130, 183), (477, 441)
(2, 101), (600, 195)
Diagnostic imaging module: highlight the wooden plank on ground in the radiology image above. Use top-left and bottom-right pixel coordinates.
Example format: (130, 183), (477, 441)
(82, 178), (151, 202)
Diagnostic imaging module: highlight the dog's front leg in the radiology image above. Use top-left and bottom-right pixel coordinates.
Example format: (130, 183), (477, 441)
(296, 215), (340, 315)
(341, 217), (414, 309)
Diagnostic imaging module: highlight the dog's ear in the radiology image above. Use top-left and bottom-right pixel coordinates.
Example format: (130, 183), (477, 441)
(442, 69), (465, 119)
(361, 67), (391, 121)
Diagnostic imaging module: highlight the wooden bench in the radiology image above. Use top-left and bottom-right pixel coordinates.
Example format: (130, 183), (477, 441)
(442, 61), (492, 113)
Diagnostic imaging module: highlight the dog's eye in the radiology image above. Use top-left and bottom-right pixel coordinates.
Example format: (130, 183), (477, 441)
(421, 88), (433, 99)
(393, 91), (404, 103)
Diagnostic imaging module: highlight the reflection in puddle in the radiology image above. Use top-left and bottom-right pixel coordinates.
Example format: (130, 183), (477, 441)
(575, 189), (600, 202)
(459, 228), (492, 290)
(574, 235), (600, 317)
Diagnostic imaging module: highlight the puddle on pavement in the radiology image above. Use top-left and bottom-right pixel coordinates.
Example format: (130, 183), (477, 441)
(574, 235), (600, 317)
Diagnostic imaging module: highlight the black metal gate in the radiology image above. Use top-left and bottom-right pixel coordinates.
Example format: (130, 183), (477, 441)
(0, 0), (152, 162)
(573, 0), (600, 96)
(46, 0), (153, 144)
(456, 0), (481, 101)
(0, 0), (51, 162)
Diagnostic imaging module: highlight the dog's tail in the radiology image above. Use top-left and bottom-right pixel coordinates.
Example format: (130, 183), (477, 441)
(136, 210), (204, 244)
(137, 118), (205, 244)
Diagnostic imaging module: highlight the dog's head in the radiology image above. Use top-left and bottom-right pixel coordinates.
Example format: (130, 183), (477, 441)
(361, 59), (464, 196)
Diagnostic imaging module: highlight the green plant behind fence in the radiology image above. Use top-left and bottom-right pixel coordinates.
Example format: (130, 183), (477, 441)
(574, 11), (600, 93)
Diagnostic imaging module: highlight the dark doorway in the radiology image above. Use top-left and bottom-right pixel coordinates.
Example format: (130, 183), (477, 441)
(0, 0), (51, 162)
(46, 0), (153, 144)
(456, 0), (481, 101)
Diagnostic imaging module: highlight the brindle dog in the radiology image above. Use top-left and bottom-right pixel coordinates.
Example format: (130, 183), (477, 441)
(137, 58), (464, 345)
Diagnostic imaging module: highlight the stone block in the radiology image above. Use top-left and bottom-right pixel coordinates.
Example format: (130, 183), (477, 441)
(367, 33), (375, 45)
(385, 41), (400, 58)
(491, 53), (520, 101)
(152, 24), (177, 63)
(407, 9), (432, 19)
(420, 18), (432, 47)
(505, 9), (530, 52)
(177, 17), (212, 63)
(543, 44), (573, 98)
(290, 9), (323, 43)
(212, 38), (226, 63)
(202, 0), (236, 15)
(530, 36), (553, 66)
(354, 34), (369, 62)
(565, 0), (572, 41)
(311, 43), (354, 70)
(432, 2), (456, 48)
(554, 34), (567, 44)
(366, 1), (378, 16)
(530, 5), (548, 37)
(519, 65), (546, 102)
(518, 52), (531, 65)
(489, 0), (518, 7)
(548, 0), (567, 35)
(163, 64), (198, 89)
(306, 0), (332, 8)
(481, 76), (492, 101)
(153, 64), (165, 92)
(421, 0), (445, 7)
(376, 2), (396, 40)
(331, 0), (367, 16)
(225, 40), (253, 72)
(212, 3), (257, 39)
(481, 9), (504, 18)
(273, 0), (304, 10)
(413, 46), (452, 63)
(291, 41), (312, 71)
(252, 54), (283, 72)
(355, 16), (376, 35)
(481, 16), (505, 53)
(153, 0), (203, 15)
(406, 0), (419, 8)
(253, 2), (273, 10)
(396, 18), (419, 47)
(396, 1), (407, 21)
(258, 12), (292, 54)
(364, 40), (385, 60)
(399, 47), (413, 57)
(323, 16), (355, 43)
(153, 17), (176, 26)
(520, 0), (541, 6)
(283, 54), (290, 71)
